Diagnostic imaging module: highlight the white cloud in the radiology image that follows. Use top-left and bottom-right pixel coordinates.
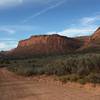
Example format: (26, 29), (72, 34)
(58, 27), (96, 37)
(0, 38), (17, 41)
(0, 28), (16, 34)
(0, 41), (17, 51)
(0, 43), (6, 49)
(47, 15), (100, 37)
(80, 16), (100, 26)
(0, 0), (23, 8)
(47, 27), (96, 37)
(61, 15), (100, 37)
(0, 0), (62, 9)
(25, 0), (57, 4)
(0, 25), (38, 35)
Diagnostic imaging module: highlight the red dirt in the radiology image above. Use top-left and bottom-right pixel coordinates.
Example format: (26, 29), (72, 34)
(0, 68), (100, 100)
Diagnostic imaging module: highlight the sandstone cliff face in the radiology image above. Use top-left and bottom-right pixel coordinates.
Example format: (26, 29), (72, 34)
(88, 27), (100, 46)
(10, 34), (81, 57)
(76, 36), (90, 46)
(91, 27), (100, 41)
(84, 27), (100, 46)
(79, 27), (100, 52)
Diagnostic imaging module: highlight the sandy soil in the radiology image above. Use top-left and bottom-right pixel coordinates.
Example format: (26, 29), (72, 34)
(0, 68), (100, 100)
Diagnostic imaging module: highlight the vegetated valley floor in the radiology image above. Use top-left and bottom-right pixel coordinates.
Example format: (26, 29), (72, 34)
(0, 68), (100, 100)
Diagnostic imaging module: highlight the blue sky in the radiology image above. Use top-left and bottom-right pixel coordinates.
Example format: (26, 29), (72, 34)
(0, 0), (100, 50)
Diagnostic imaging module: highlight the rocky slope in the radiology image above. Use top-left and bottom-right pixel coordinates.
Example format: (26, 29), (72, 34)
(91, 27), (100, 41)
(79, 27), (100, 52)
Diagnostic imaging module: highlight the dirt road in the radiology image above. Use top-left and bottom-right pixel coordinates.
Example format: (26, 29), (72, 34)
(0, 68), (100, 100)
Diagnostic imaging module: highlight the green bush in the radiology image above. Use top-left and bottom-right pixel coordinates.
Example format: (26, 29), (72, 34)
(85, 73), (100, 83)
(59, 74), (81, 83)
(77, 79), (86, 84)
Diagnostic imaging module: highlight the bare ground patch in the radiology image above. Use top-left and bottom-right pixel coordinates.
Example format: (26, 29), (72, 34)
(0, 68), (100, 100)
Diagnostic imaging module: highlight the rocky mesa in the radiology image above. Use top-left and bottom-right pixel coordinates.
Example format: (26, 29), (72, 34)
(9, 34), (81, 57)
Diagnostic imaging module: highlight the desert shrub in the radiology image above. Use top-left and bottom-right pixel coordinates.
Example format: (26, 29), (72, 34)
(13, 61), (17, 63)
(59, 76), (69, 83)
(68, 74), (81, 82)
(0, 60), (5, 64)
(16, 65), (34, 76)
(77, 79), (86, 84)
(85, 73), (100, 83)
(59, 74), (81, 83)
(44, 61), (67, 75)
(6, 53), (100, 84)
(5, 60), (11, 64)
(8, 64), (35, 76)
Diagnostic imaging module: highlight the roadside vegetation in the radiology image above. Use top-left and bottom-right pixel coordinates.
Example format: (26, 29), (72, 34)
(1, 53), (100, 84)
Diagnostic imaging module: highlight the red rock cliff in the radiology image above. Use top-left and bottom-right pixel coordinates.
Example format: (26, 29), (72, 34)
(10, 34), (81, 56)
(83, 27), (100, 46)
(90, 27), (100, 42)
(78, 27), (100, 51)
